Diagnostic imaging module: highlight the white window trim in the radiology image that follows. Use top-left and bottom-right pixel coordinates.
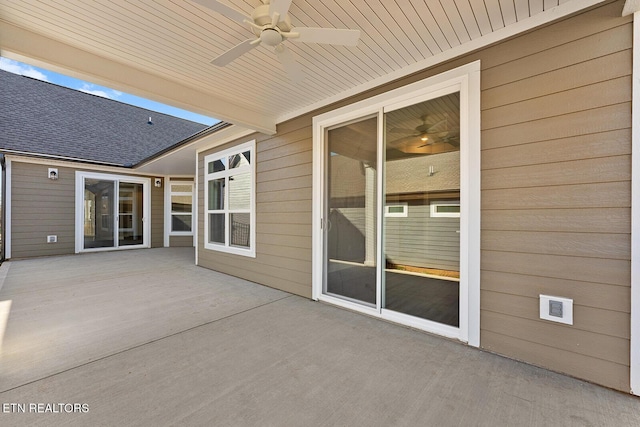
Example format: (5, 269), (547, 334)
(430, 201), (461, 218)
(4, 158), (11, 259)
(630, 10), (640, 397)
(385, 203), (408, 218)
(75, 171), (151, 253)
(203, 140), (256, 258)
(165, 179), (195, 244)
(312, 61), (481, 347)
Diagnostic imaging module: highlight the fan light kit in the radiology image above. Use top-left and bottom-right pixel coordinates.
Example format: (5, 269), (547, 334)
(192, 0), (361, 81)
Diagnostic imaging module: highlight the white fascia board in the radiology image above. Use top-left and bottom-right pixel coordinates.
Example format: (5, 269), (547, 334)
(4, 158), (11, 259)
(5, 155), (150, 176)
(195, 127), (256, 155)
(0, 21), (276, 135)
(277, 0), (607, 124)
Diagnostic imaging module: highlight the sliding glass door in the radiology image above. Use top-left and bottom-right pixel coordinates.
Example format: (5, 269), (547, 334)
(317, 88), (476, 341)
(314, 62), (480, 343)
(383, 93), (461, 327)
(324, 116), (378, 306)
(118, 182), (144, 246)
(78, 173), (149, 252)
(84, 178), (116, 249)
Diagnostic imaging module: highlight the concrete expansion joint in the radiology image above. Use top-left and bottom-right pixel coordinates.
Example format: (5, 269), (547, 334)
(0, 294), (293, 395)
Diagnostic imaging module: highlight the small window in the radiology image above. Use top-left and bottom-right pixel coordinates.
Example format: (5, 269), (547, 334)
(385, 203), (408, 217)
(170, 182), (194, 234)
(430, 201), (460, 218)
(204, 140), (256, 257)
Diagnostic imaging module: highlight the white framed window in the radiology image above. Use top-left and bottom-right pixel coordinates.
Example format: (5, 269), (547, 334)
(169, 181), (194, 235)
(385, 203), (408, 217)
(204, 140), (256, 257)
(430, 201), (460, 218)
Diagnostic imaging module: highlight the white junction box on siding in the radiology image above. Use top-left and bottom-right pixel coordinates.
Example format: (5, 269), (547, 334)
(47, 235), (57, 243)
(539, 294), (573, 325)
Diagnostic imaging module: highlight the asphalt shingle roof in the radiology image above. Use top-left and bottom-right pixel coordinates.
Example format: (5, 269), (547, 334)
(0, 70), (210, 166)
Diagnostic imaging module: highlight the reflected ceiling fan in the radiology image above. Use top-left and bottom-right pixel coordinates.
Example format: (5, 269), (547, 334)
(192, 0), (361, 82)
(389, 115), (455, 147)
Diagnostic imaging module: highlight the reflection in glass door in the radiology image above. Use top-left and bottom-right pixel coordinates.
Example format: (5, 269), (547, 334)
(383, 93), (461, 327)
(321, 92), (462, 328)
(84, 179), (116, 249)
(324, 116), (378, 306)
(118, 182), (144, 246)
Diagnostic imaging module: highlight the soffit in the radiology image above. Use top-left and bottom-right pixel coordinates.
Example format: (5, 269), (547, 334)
(0, 0), (606, 133)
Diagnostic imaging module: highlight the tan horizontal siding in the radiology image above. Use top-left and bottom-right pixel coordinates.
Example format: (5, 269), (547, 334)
(481, 23), (632, 90)
(195, 1), (632, 391)
(482, 251), (630, 287)
(150, 184), (163, 248)
(483, 77), (631, 130)
(481, 208), (630, 234)
(169, 235), (193, 247)
(482, 103), (630, 150)
(481, 291), (630, 339)
(9, 160), (165, 257)
(483, 155), (630, 190)
(476, 1), (630, 70)
(481, 270), (630, 313)
(481, 330), (629, 392)
(258, 200), (311, 213)
(10, 162), (76, 258)
(259, 162), (312, 183)
(484, 310), (628, 366)
(482, 50), (632, 110)
(482, 231), (630, 260)
(198, 124), (314, 298)
(256, 223), (311, 237)
(482, 182), (630, 210)
(256, 188), (311, 203)
(482, 129), (631, 169)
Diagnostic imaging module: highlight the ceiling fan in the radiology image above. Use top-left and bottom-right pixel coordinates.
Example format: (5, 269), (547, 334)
(389, 115), (456, 147)
(192, 0), (361, 82)
(389, 115), (449, 141)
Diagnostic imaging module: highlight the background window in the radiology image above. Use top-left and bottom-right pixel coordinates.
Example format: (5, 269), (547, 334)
(385, 203), (408, 217)
(170, 182), (193, 234)
(430, 201), (460, 218)
(204, 140), (255, 257)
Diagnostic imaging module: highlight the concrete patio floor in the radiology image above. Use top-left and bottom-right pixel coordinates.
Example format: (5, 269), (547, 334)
(0, 248), (638, 426)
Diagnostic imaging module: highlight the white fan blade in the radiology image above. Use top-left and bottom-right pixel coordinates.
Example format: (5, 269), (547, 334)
(292, 27), (361, 46)
(274, 45), (304, 82)
(211, 39), (260, 66)
(269, 0), (293, 21)
(191, 0), (249, 25)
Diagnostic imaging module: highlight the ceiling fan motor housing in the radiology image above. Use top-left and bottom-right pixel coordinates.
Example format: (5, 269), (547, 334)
(251, 4), (292, 34)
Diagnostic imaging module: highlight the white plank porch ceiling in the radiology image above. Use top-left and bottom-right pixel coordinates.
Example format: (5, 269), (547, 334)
(0, 0), (597, 128)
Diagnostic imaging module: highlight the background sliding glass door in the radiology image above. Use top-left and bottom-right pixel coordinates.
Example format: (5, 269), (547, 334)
(118, 182), (144, 246)
(80, 174), (149, 251)
(84, 178), (116, 249)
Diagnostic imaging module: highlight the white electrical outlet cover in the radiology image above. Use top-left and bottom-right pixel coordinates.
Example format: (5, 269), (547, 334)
(539, 294), (573, 325)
